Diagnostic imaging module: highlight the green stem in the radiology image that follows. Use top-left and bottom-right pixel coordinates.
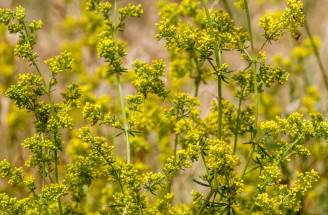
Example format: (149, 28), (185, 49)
(33, 61), (63, 215)
(113, 0), (131, 164)
(248, 202), (256, 215)
(201, 152), (210, 176)
(54, 151), (62, 214)
(243, 0), (258, 133)
(245, 165), (260, 175)
(281, 137), (302, 159)
(201, 0), (222, 139)
(304, 20), (328, 91)
(258, 40), (268, 55)
(173, 134), (179, 158)
(32, 59), (62, 214)
(245, 138), (302, 214)
(38, 132), (46, 213)
(222, 0), (232, 19)
(23, 24), (63, 214)
(164, 134), (179, 195)
(197, 189), (214, 215)
(241, 143), (255, 179)
(233, 88), (245, 154)
(240, 0), (258, 182)
(201, 0), (222, 193)
(217, 77), (222, 141)
(194, 55), (202, 97)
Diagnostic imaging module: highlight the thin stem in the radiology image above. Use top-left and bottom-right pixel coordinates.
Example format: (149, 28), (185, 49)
(241, 144), (255, 179)
(201, 152), (210, 177)
(196, 189), (214, 215)
(112, 2), (130, 214)
(41, 133), (46, 188)
(201, 0), (222, 139)
(33, 58), (62, 214)
(217, 77), (222, 141)
(304, 20), (328, 91)
(194, 55), (202, 97)
(281, 137), (302, 159)
(245, 165), (260, 175)
(113, 0), (131, 164)
(248, 202), (256, 215)
(222, 0), (232, 19)
(54, 151), (62, 214)
(258, 40), (268, 55)
(240, 0), (258, 182)
(173, 134), (179, 158)
(233, 88), (245, 154)
(243, 0), (258, 134)
(164, 134), (179, 195)
(95, 145), (125, 195)
(23, 23), (63, 215)
(38, 132), (46, 213)
(202, 0), (222, 193)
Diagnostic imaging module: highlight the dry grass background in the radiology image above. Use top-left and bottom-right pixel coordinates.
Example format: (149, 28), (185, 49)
(1, 0), (328, 213)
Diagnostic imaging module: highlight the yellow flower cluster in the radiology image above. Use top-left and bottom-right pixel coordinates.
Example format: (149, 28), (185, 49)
(259, 0), (305, 41)
(207, 139), (239, 171)
(255, 193), (282, 215)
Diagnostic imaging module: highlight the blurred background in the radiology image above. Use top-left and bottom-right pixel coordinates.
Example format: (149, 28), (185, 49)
(0, 0), (328, 214)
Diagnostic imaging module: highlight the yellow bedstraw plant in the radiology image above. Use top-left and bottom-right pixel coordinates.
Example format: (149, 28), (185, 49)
(0, 0), (327, 214)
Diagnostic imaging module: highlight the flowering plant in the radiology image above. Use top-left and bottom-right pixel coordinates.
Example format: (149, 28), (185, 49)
(0, 0), (327, 214)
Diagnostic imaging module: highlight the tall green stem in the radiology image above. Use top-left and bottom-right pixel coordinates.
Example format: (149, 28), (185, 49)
(38, 132), (46, 213)
(24, 22), (63, 213)
(193, 55), (202, 97)
(196, 189), (214, 215)
(163, 134), (179, 196)
(30, 60), (63, 215)
(304, 20), (328, 91)
(198, 2), (221, 213)
(241, 144), (255, 179)
(201, 0), (222, 140)
(243, 0), (258, 133)
(233, 90), (244, 154)
(113, 0), (131, 164)
(240, 0), (258, 180)
(248, 202), (256, 215)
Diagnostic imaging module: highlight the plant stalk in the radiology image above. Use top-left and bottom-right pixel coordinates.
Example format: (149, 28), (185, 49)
(24, 22), (63, 213)
(164, 134), (180, 195)
(248, 202), (256, 215)
(113, 0), (131, 164)
(241, 144), (255, 179)
(196, 189), (214, 215)
(304, 20), (328, 91)
(200, 0), (221, 206)
(201, 0), (222, 140)
(31, 60), (63, 215)
(38, 132), (46, 213)
(243, 0), (258, 133)
(240, 0), (258, 180)
(222, 0), (232, 19)
(233, 89), (244, 154)
(194, 55), (202, 97)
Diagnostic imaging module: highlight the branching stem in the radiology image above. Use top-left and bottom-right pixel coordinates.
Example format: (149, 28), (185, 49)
(22, 23), (63, 215)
